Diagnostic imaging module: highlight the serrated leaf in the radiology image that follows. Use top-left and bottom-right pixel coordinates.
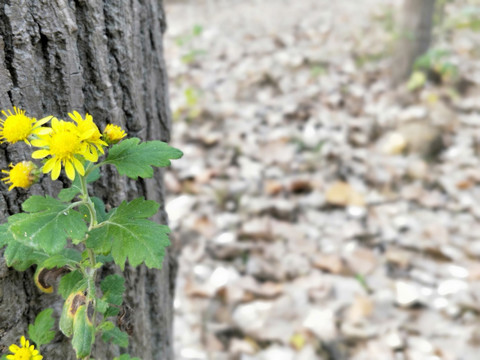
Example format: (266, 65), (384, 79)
(92, 197), (107, 222)
(104, 138), (183, 180)
(114, 355), (141, 360)
(101, 274), (125, 306)
(0, 222), (49, 270)
(72, 305), (95, 358)
(40, 249), (82, 269)
(58, 167), (100, 202)
(28, 308), (56, 347)
(96, 254), (114, 264)
(8, 196), (87, 255)
(4, 240), (49, 271)
(97, 321), (115, 333)
(102, 326), (129, 348)
(58, 270), (87, 299)
(104, 305), (120, 318)
(96, 298), (109, 314)
(86, 198), (170, 270)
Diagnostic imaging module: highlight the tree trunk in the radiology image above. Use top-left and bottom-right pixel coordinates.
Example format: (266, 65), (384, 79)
(0, 1), (174, 359)
(391, 0), (436, 86)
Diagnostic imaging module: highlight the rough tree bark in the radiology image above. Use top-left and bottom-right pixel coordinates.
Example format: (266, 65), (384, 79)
(391, 0), (437, 86)
(0, 1), (174, 359)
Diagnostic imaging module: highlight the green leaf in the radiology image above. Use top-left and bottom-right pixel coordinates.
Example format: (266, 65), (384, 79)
(0, 223), (49, 270)
(72, 305), (95, 358)
(92, 197), (107, 222)
(28, 308), (56, 347)
(60, 292), (76, 337)
(101, 274), (125, 306)
(77, 196), (107, 228)
(104, 138), (183, 180)
(40, 249), (82, 269)
(104, 305), (120, 318)
(96, 298), (109, 314)
(8, 196), (87, 254)
(102, 326), (129, 348)
(58, 270), (87, 299)
(86, 198), (170, 270)
(58, 167), (100, 202)
(0, 223), (9, 247)
(96, 254), (113, 264)
(114, 354), (141, 360)
(97, 321), (115, 333)
(4, 240), (49, 271)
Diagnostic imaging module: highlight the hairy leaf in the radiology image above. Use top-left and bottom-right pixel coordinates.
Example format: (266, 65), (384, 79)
(58, 270), (87, 299)
(104, 138), (183, 179)
(40, 249), (82, 269)
(114, 354), (141, 360)
(86, 198), (170, 270)
(28, 308), (56, 347)
(8, 196), (87, 254)
(72, 305), (95, 358)
(102, 326), (128, 348)
(101, 274), (125, 306)
(0, 223), (48, 270)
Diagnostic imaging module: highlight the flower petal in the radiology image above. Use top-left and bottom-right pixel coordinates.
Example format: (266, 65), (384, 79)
(32, 149), (50, 159)
(36, 116), (53, 126)
(31, 138), (48, 147)
(65, 160), (75, 180)
(43, 157), (57, 173)
(52, 160), (62, 180)
(72, 157), (85, 176)
(8, 344), (19, 353)
(33, 127), (53, 136)
(81, 147), (97, 162)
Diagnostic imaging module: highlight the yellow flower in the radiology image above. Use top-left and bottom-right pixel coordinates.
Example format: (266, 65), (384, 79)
(0, 107), (51, 145)
(31, 118), (88, 181)
(6, 336), (43, 360)
(103, 124), (127, 144)
(68, 111), (107, 162)
(1, 161), (38, 191)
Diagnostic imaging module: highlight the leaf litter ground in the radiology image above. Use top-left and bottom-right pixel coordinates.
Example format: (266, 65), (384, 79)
(165, 0), (480, 359)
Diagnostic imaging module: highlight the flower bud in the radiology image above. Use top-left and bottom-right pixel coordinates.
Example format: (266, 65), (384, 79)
(103, 124), (127, 145)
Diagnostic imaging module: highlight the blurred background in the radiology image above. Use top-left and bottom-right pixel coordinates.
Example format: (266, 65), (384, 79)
(163, 0), (480, 359)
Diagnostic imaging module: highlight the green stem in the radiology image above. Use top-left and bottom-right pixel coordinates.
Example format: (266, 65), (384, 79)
(84, 162), (102, 177)
(78, 173), (99, 360)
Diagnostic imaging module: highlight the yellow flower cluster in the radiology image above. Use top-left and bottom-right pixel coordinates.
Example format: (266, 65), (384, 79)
(0, 107), (127, 189)
(6, 336), (43, 360)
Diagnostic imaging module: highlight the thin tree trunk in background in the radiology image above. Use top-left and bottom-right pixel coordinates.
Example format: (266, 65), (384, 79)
(391, 0), (436, 86)
(0, 1), (174, 359)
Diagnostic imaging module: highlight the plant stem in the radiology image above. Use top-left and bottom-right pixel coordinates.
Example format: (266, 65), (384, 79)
(79, 173), (98, 360)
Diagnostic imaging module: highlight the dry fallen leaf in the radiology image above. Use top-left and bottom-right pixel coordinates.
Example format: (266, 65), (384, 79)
(312, 253), (346, 274)
(345, 295), (374, 323)
(325, 181), (365, 207)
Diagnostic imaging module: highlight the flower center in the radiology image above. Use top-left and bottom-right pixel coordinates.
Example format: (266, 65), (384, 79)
(2, 114), (33, 143)
(50, 131), (80, 159)
(13, 347), (32, 360)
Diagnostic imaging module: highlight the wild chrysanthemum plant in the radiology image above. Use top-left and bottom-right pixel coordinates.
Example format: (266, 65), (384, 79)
(0, 107), (182, 360)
